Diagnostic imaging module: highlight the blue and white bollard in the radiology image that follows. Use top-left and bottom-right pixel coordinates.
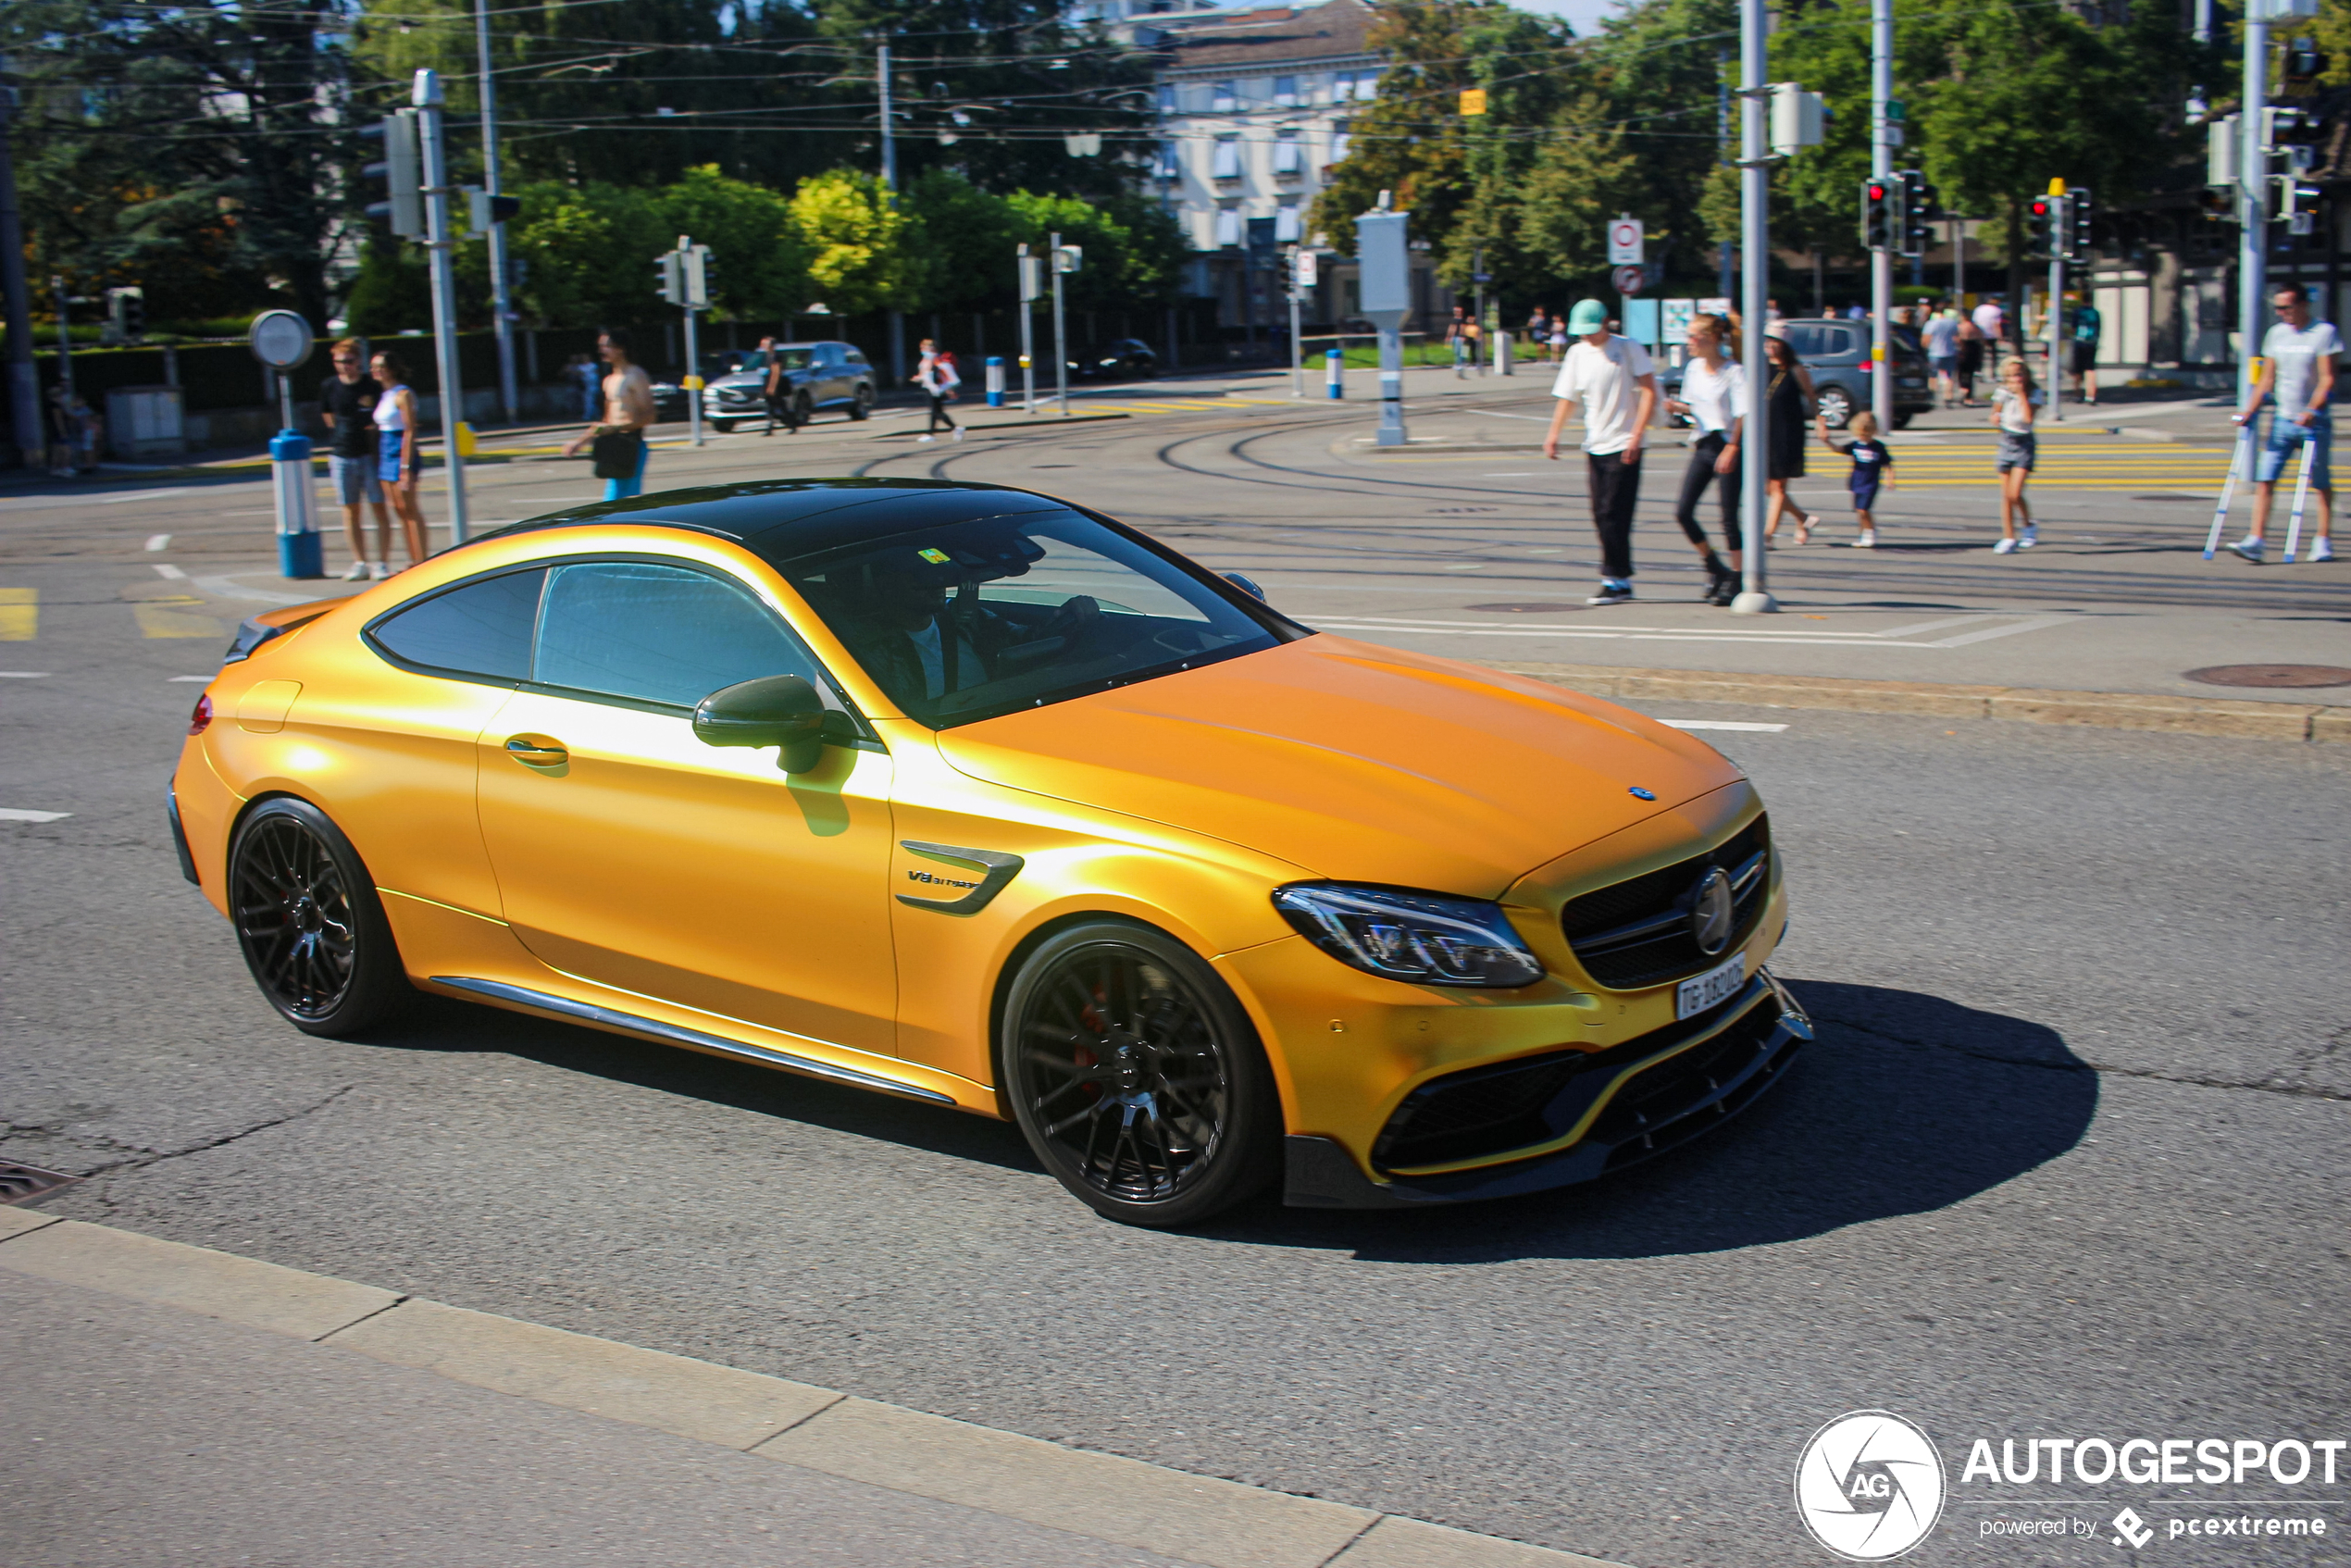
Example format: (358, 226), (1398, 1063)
(1326, 347), (1345, 399)
(986, 356), (1006, 407)
(270, 428), (323, 579)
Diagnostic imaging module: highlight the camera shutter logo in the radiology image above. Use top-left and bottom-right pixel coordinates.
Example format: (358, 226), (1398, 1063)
(1794, 1411), (1947, 1561)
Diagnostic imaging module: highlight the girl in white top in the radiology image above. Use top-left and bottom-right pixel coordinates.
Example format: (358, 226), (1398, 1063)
(368, 351), (429, 568)
(1665, 313), (1748, 604)
(1990, 358), (2042, 553)
(916, 339), (963, 442)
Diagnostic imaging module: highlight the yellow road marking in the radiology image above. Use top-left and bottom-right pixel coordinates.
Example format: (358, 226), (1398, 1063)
(0, 587), (32, 641)
(135, 601), (227, 639)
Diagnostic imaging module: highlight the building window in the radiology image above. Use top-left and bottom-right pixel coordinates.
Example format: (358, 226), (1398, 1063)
(1156, 82), (1176, 113)
(1212, 81), (1237, 113)
(1275, 202), (1301, 243)
(1212, 136), (1242, 180)
(1274, 129), (1301, 175)
(1215, 206), (1242, 247)
(1327, 122), (1351, 164)
(1274, 75), (1299, 106)
(1156, 142), (1181, 180)
(1332, 70), (1357, 102)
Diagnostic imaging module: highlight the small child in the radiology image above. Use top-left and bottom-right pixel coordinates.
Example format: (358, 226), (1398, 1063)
(1842, 411), (1894, 547)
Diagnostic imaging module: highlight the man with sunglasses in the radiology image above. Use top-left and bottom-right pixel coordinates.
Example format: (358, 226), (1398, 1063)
(318, 338), (394, 579)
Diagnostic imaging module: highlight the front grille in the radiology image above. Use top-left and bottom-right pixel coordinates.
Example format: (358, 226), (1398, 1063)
(1594, 998), (1792, 1169)
(1561, 815), (1771, 989)
(1371, 985), (1756, 1171)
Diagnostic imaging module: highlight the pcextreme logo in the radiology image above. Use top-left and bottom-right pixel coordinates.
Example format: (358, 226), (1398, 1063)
(1795, 1411), (1948, 1562)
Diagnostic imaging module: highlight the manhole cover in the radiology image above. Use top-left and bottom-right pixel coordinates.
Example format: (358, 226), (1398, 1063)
(0, 1158), (78, 1205)
(2183, 664), (2351, 689)
(1467, 603), (1581, 613)
(2133, 493), (2207, 502)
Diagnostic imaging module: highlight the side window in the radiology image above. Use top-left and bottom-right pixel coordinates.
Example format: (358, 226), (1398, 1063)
(532, 561), (820, 710)
(367, 567), (544, 682)
(1783, 325), (1822, 360)
(844, 348), (870, 367)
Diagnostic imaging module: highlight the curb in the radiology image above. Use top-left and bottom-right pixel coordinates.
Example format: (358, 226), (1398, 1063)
(1492, 663), (2351, 742)
(0, 1207), (1622, 1568)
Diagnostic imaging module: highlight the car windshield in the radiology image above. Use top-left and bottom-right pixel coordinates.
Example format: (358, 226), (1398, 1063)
(729, 349), (813, 373)
(780, 508), (1288, 728)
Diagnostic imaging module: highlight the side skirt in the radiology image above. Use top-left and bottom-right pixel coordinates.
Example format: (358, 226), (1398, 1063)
(429, 976), (959, 1106)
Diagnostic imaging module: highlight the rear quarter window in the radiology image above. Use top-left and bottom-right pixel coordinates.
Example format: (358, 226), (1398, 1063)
(367, 568), (546, 681)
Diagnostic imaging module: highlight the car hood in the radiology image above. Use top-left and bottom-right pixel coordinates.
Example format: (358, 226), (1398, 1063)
(933, 636), (1742, 896)
(710, 370), (772, 390)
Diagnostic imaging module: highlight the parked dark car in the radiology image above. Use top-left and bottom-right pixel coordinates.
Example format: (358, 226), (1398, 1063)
(1660, 317), (1930, 430)
(704, 341), (878, 429)
(1065, 338), (1160, 380)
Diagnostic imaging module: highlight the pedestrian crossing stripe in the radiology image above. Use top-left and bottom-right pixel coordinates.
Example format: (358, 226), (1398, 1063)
(0, 588), (33, 641)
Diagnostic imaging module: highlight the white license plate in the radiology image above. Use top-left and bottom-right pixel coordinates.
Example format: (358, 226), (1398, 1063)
(1676, 952), (1748, 1019)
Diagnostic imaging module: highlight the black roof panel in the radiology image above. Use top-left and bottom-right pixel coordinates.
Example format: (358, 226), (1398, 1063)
(466, 479), (1066, 559)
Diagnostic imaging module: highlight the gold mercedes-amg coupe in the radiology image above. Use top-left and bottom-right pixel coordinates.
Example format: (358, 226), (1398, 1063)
(170, 479), (1805, 1225)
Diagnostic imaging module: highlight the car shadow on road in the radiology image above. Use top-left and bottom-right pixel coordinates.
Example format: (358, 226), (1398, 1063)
(366, 993), (1046, 1176)
(1213, 977), (2098, 1263)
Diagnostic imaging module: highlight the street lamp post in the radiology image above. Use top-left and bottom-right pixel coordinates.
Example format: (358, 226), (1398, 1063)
(412, 68), (470, 545)
(1869, 0), (1895, 435)
(474, 0), (516, 424)
(1733, 0), (1776, 614)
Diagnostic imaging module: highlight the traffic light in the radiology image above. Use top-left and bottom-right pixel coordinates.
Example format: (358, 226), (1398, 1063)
(2278, 167), (2322, 235)
(2285, 34), (2323, 85)
(108, 286), (145, 342)
(361, 110), (424, 239)
(679, 243), (711, 309)
(1860, 177), (1894, 251)
(466, 188), (521, 235)
(1897, 169), (1935, 257)
(2026, 193), (2060, 259)
(656, 250), (685, 305)
(2066, 186), (2096, 263)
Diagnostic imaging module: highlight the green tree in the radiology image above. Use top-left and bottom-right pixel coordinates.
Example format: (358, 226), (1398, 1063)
(902, 169), (1020, 312)
(1003, 190), (1186, 310)
(791, 168), (921, 316)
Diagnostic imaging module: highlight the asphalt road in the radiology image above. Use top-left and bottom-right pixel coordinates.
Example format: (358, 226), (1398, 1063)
(3, 390), (2348, 1566)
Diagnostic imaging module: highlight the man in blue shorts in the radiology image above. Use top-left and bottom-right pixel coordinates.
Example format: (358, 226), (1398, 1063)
(2229, 284), (2339, 563)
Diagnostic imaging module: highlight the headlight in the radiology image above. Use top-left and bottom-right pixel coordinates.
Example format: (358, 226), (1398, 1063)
(1272, 884), (1545, 989)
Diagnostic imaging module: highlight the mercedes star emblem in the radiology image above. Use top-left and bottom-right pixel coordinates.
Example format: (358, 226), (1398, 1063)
(1688, 865), (1735, 955)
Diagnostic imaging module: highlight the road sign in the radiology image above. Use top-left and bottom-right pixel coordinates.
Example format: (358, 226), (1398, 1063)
(1606, 217), (1645, 266)
(1662, 298), (1697, 345)
(248, 310), (314, 371)
(1294, 250), (1318, 290)
(1611, 264), (1646, 295)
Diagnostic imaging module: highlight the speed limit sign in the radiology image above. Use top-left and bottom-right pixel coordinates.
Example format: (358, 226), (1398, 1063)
(1612, 264), (1647, 295)
(1606, 216), (1645, 266)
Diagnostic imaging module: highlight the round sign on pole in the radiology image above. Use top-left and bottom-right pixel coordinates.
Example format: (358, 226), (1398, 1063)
(248, 310), (315, 371)
(1612, 265), (1647, 295)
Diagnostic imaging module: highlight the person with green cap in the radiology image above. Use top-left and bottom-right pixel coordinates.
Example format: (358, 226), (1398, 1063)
(1543, 296), (1660, 604)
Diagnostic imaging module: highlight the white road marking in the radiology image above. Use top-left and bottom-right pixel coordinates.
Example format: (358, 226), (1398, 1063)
(145, 533), (171, 552)
(1660, 719), (1790, 732)
(190, 573), (331, 605)
(1484, 472), (1541, 477)
(168, 675), (213, 682)
(0, 486), (193, 513)
(1443, 563), (1485, 571)
(152, 563), (187, 579)
(0, 671), (49, 678)
(1924, 615), (2073, 648)
(0, 808), (70, 823)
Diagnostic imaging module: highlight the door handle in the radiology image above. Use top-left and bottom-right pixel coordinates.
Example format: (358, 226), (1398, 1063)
(504, 734), (569, 768)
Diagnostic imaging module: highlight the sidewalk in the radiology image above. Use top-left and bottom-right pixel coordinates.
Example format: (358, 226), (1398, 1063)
(0, 1207), (1611, 1568)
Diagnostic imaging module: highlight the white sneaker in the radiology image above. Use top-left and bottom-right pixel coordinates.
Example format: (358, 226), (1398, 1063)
(369, 561), (394, 579)
(2311, 539), (2336, 562)
(2019, 524), (2038, 548)
(952, 429), (965, 442)
(2227, 536), (2266, 564)
(918, 433), (936, 442)
(1854, 530), (1877, 549)
(1993, 537), (2020, 554)
(342, 560), (371, 581)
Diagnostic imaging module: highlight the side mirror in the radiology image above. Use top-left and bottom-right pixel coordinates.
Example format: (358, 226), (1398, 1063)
(694, 674), (827, 773)
(1223, 572), (1268, 604)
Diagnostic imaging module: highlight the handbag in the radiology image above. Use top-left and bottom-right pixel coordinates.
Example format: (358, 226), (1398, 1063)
(590, 427), (644, 479)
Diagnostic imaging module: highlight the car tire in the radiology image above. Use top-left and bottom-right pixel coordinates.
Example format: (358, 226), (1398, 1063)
(1001, 919), (1282, 1227)
(1892, 410), (1915, 430)
(711, 418), (739, 434)
(227, 796), (410, 1038)
(848, 384), (874, 420)
(791, 392), (815, 427)
(1815, 386), (1855, 429)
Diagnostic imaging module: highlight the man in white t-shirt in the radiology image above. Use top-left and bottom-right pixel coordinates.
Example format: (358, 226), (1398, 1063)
(1543, 297), (1659, 604)
(2228, 283), (2339, 563)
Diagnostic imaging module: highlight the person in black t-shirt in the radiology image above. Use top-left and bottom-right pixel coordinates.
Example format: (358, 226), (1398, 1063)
(319, 339), (393, 579)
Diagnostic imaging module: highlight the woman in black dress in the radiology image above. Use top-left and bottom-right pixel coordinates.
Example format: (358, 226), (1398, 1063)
(1762, 333), (1832, 544)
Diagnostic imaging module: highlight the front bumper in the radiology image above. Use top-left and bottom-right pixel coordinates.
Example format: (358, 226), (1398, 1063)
(1282, 972), (1810, 1208)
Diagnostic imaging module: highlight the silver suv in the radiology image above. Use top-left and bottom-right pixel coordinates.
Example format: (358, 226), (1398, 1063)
(706, 341), (877, 429)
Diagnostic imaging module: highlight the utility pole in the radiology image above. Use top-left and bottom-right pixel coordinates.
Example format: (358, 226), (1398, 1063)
(2241, 4), (2270, 404)
(1287, 245), (1309, 398)
(1734, 0), (1775, 613)
(1718, 47), (1735, 304)
(878, 39), (905, 392)
(1050, 230), (1070, 417)
(50, 275), (71, 396)
(0, 63), (43, 469)
(1869, 0), (1894, 434)
(659, 237), (712, 446)
(2045, 184), (2068, 425)
(474, 0), (516, 424)
(413, 69), (470, 544)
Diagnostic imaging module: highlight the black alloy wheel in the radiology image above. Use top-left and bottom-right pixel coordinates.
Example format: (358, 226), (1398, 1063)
(792, 392), (815, 427)
(848, 384), (875, 420)
(228, 797), (409, 1037)
(1002, 921), (1280, 1226)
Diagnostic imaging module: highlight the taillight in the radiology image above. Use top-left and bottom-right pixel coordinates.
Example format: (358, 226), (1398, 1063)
(188, 694), (212, 736)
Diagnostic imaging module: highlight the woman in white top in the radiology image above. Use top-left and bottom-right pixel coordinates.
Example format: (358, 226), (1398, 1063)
(1990, 357), (2041, 553)
(1665, 313), (1747, 605)
(915, 339), (962, 442)
(369, 350), (429, 567)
